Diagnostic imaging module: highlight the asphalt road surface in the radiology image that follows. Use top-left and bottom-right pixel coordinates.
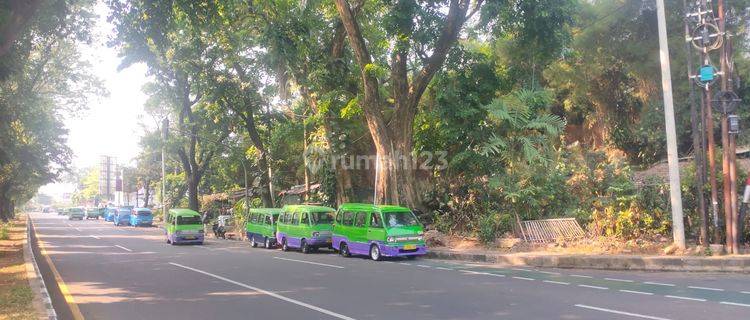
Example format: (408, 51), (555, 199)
(29, 212), (750, 320)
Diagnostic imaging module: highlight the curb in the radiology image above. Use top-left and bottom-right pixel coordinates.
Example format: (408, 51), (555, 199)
(425, 250), (750, 273)
(24, 215), (57, 320)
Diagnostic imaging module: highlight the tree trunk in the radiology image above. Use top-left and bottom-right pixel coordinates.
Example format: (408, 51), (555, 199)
(187, 174), (200, 211)
(143, 180), (151, 208)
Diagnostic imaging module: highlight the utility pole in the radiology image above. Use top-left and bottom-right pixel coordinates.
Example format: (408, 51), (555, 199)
(656, 0), (686, 249)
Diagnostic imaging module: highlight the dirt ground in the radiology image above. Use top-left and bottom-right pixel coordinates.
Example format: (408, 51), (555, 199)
(430, 233), (749, 256)
(0, 214), (37, 320)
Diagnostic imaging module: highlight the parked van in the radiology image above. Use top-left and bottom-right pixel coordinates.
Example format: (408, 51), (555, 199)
(68, 207), (85, 220)
(130, 208), (153, 227)
(85, 208), (101, 220)
(104, 208), (117, 222)
(332, 203), (427, 261)
(164, 208), (204, 245)
(246, 208), (282, 249)
(276, 205), (335, 253)
(113, 207), (131, 226)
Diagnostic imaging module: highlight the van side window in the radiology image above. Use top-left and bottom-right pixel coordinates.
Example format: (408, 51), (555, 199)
(265, 215), (272, 225)
(250, 213), (257, 223)
(281, 212), (288, 224)
(355, 212), (366, 227)
(336, 211), (343, 224)
(300, 212), (309, 225)
(343, 211), (353, 226)
(370, 212), (382, 228)
(292, 213), (299, 225)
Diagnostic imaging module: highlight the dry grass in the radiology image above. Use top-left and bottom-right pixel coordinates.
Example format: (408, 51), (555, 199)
(0, 214), (38, 320)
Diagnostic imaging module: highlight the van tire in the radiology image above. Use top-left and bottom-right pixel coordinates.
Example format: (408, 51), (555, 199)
(264, 237), (272, 249)
(340, 243), (351, 257)
(370, 244), (382, 261)
(250, 237), (258, 248)
(281, 238), (289, 251)
(301, 240), (310, 254)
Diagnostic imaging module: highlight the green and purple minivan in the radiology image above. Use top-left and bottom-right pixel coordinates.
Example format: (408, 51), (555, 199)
(246, 208), (282, 249)
(332, 203), (427, 261)
(164, 208), (204, 245)
(275, 205), (335, 253)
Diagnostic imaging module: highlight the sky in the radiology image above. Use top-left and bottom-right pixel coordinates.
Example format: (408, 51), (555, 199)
(39, 2), (151, 200)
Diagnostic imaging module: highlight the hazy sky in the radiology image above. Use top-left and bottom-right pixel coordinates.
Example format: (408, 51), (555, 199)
(40, 2), (151, 199)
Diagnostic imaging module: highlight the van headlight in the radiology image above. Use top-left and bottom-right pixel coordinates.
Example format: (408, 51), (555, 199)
(387, 236), (396, 243)
(417, 236), (424, 241)
(312, 232), (320, 237)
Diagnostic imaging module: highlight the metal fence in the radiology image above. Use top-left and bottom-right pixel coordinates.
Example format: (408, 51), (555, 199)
(518, 218), (585, 243)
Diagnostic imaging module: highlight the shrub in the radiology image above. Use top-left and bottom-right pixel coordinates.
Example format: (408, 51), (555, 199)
(0, 223), (9, 240)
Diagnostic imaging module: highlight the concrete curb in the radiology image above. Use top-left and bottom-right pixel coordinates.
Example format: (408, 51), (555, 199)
(425, 249), (750, 273)
(24, 215), (58, 320)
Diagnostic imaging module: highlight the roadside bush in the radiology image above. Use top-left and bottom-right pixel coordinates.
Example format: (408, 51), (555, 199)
(0, 223), (9, 240)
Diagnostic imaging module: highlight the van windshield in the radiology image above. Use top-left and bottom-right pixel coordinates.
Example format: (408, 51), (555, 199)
(177, 215), (202, 225)
(137, 211), (152, 216)
(383, 211), (420, 228)
(310, 211), (334, 225)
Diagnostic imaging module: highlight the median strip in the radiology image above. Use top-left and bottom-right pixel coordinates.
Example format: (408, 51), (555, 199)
(169, 262), (356, 320)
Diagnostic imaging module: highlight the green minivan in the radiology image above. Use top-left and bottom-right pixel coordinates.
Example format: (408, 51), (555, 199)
(332, 203), (427, 261)
(275, 205), (335, 253)
(246, 208), (282, 249)
(164, 208), (204, 245)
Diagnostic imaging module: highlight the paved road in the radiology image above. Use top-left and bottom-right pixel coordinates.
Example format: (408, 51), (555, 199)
(30, 213), (750, 320)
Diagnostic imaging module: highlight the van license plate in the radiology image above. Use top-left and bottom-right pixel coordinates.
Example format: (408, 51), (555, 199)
(403, 244), (416, 250)
(326, 239), (332, 243)
(184, 236), (195, 240)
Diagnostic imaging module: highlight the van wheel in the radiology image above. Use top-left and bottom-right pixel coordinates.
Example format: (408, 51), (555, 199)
(340, 243), (351, 257)
(250, 237), (258, 248)
(281, 238), (289, 251)
(301, 240), (310, 254)
(264, 237), (272, 249)
(370, 244), (382, 261)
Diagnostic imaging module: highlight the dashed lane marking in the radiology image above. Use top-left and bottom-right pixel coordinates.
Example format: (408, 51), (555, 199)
(720, 301), (750, 308)
(537, 270), (561, 275)
(273, 257), (345, 269)
(644, 281), (675, 287)
(114, 245), (133, 252)
(574, 304), (671, 320)
(665, 295), (706, 302)
(74, 227), (81, 232)
(688, 286), (724, 292)
(511, 268), (532, 272)
(619, 290), (654, 295)
(435, 267), (453, 271)
(416, 264), (431, 268)
(742, 291), (750, 295)
(604, 277), (634, 283)
(169, 263), (356, 320)
(569, 274), (593, 279)
(578, 284), (609, 290)
(512, 276), (535, 281)
(543, 280), (570, 285)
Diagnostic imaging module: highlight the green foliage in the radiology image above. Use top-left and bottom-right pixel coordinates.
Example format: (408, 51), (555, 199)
(0, 223), (9, 240)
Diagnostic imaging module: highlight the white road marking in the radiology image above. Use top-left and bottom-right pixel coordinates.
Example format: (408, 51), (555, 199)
(169, 263), (356, 320)
(688, 286), (724, 292)
(619, 289), (654, 295)
(486, 273), (505, 278)
(742, 291), (750, 295)
(543, 280), (570, 285)
(114, 245), (133, 252)
(398, 262), (411, 266)
(574, 304), (671, 320)
(273, 257), (344, 269)
(416, 264), (431, 268)
(462, 271), (491, 276)
(89, 235), (100, 240)
(512, 276), (535, 281)
(644, 281), (675, 287)
(578, 284), (608, 290)
(74, 227), (81, 232)
(512, 268), (532, 272)
(720, 301), (750, 308)
(569, 274), (593, 278)
(665, 295), (706, 302)
(604, 277), (634, 283)
(537, 270), (561, 275)
(66, 223), (72, 227)
(435, 267), (453, 271)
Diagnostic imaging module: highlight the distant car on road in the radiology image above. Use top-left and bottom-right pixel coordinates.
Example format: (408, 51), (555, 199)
(113, 208), (131, 226)
(85, 208), (101, 220)
(165, 209), (204, 245)
(68, 207), (85, 220)
(58, 208), (68, 216)
(130, 208), (153, 227)
(104, 208), (117, 222)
